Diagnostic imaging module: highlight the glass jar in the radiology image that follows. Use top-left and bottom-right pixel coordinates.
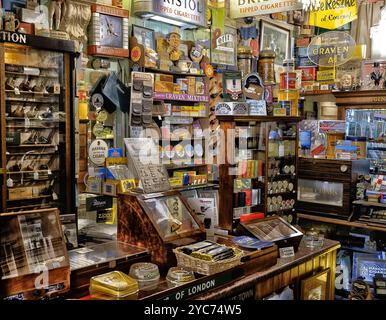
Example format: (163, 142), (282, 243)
(304, 228), (324, 248)
(258, 50), (276, 85)
(237, 47), (252, 79)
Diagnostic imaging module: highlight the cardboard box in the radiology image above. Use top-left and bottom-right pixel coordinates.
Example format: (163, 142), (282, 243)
(8, 187), (33, 200)
(155, 81), (174, 93)
(317, 69), (336, 82)
(296, 37), (310, 47)
(298, 67), (317, 81)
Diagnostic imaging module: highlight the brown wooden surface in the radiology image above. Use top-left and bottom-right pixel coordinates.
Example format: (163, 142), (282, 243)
(218, 120), (235, 230)
(117, 193), (204, 269)
(333, 90), (386, 120)
(137, 243), (278, 300)
(194, 239), (340, 300)
(298, 212), (386, 232)
(297, 158), (361, 217)
(0, 44), (6, 211)
(216, 115), (303, 122)
(64, 53), (72, 215)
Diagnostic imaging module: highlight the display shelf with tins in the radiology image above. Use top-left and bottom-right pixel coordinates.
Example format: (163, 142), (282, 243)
(217, 115), (302, 232)
(0, 36), (76, 215)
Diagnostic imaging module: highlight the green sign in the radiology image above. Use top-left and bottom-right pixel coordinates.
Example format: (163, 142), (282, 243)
(161, 272), (233, 300)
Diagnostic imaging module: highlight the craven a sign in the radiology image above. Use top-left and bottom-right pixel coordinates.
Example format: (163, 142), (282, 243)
(307, 31), (356, 67)
(309, 0), (357, 29)
(230, 0), (302, 19)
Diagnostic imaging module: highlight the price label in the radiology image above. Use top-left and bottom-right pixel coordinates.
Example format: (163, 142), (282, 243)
(34, 172), (39, 180)
(279, 246), (295, 258)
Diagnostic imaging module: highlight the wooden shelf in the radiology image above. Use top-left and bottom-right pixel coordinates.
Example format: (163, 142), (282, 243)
(5, 90), (61, 96)
(8, 144), (57, 148)
(165, 163), (207, 170)
(5, 71), (59, 78)
(6, 117), (63, 122)
(6, 170), (58, 174)
(7, 195), (52, 201)
(172, 183), (218, 191)
(353, 200), (386, 208)
(216, 115), (303, 122)
(6, 63), (59, 70)
(297, 213), (386, 232)
(144, 67), (206, 77)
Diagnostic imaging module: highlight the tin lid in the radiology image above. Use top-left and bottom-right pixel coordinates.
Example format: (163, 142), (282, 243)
(166, 267), (195, 285)
(238, 46), (252, 55)
(129, 263), (160, 281)
(259, 50), (276, 58)
(90, 271), (139, 298)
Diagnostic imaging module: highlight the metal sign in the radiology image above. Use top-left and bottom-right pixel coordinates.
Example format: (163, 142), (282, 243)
(307, 31), (356, 67)
(230, 0), (302, 19)
(134, 0), (207, 27)
(309, 0), (357, 29)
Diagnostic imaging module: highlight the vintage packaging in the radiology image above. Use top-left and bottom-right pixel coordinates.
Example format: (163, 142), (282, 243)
(298, 67), (317, 81)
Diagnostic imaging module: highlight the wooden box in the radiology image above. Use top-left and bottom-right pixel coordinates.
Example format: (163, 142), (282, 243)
(0, 208), (70, 300)
(297, 158), (369, 218)
(117, 191), (205, 270)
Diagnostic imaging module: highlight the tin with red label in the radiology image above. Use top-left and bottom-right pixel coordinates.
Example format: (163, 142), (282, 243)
(279, 72), (297, 90)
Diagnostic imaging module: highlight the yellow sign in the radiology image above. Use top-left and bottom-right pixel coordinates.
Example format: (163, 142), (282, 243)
(317, 69), (336, 81)
(309, 0), (357, 29)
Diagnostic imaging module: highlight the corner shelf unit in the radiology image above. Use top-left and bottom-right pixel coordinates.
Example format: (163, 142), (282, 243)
(216, 115), (302, 232)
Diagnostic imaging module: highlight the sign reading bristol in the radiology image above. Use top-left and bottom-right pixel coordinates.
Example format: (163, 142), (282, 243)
(307, 31), (356, 67)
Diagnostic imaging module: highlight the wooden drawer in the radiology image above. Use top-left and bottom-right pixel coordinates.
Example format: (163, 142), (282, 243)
(298, 158), (352, 181)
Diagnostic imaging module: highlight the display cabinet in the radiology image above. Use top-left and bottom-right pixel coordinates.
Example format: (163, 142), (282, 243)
(117, 190), (205, 269)
(0, 35), (76, 214)
(0, 208), (70, 300)
(216, 115), (302, 232)
(297, 158), (369, 219)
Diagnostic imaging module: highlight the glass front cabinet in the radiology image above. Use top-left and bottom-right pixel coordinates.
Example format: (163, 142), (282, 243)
(0, 37), (76, 215)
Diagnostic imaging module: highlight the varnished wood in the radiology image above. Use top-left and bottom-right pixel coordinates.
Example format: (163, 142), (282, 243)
(298, 212), (386, 232)
(333, 90), (386, 120)
(0, 44), (6, 211)
(218, 120), (235, 230)
(193, 239), (340, 300)
(64, 53), (72, 215)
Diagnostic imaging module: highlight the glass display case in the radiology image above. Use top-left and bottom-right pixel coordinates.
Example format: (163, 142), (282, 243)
(240, 216), (303, 251)
(0, 208), (70, 299)
(298, 179), (344, 207)
(118, 190), (205, 268)
(0, 39), (75, 214)
(138, 195), (200, 241)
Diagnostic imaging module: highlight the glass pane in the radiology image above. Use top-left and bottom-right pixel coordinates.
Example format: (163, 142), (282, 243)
(0, 211), (68, 280)
(4, 44), (67, 213)
(140, 196), (200, 241)
(298, 179), (343, 207)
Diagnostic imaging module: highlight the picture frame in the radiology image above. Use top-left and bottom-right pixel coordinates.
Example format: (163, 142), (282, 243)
(300, 269), (331, 300)
(360, 59), (386, 90)
(132, 24), (156, 51)
(260, 20), (290, 66)
(88, 4), (129, 58)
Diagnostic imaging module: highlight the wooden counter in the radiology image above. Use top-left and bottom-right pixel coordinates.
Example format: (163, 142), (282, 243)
(195, 239), (340, 300)
(72, 239), (340, 300)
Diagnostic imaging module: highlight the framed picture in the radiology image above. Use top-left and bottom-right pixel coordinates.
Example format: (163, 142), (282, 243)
(132, 24), (156, 50)
(361, 60), (386, 90)
(260, 20), (290, 66)
(300, 269), (331, 300)
(88, 4), (129, 58)
(287, 10), (304, 26)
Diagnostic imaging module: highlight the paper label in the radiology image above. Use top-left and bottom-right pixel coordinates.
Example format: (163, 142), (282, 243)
(279, 246), (295, 258)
